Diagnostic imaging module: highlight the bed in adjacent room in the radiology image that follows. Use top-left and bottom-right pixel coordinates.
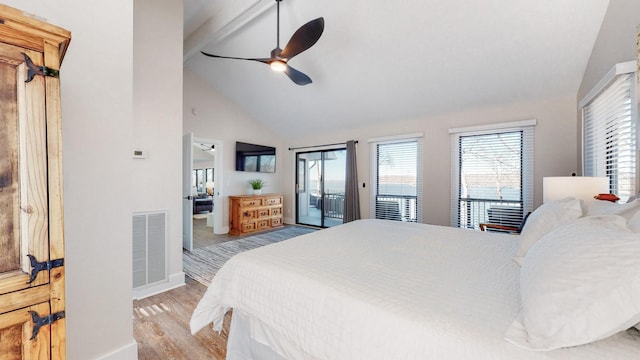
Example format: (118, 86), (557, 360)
(191, 198), (640, 359)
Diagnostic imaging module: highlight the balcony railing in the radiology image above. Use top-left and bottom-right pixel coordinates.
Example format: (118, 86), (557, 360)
(310, 193), (419, 223)
(323, 192), (345, 220)
(375, 195), (418, 222)
(458, 197), (523, 230)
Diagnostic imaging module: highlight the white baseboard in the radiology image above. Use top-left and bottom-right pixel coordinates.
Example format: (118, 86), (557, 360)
(96, 339), (138, 360)
(132, 272), (185, 300)
(214, 225), (230, 234)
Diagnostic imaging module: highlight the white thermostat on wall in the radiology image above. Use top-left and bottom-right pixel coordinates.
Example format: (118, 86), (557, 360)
(132, 148), (147, 159)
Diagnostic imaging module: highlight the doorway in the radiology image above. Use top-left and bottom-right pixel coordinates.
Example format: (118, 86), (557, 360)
(296, 148), (346, 227)
(182, 134), (223, 251)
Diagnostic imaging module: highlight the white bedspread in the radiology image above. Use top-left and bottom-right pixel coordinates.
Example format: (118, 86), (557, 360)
(191, 219), (639, 359)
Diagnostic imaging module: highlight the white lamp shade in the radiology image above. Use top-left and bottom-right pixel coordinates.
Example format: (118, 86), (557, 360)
(543, 176), (609, 203)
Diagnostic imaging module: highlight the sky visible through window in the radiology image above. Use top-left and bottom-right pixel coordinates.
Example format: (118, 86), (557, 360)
(459, 131), (522, 201)
(377, 141), (417, 196)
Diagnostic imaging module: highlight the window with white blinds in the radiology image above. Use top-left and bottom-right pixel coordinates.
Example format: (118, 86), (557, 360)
(450, 120), (535, 230)
(582, 64), (637, 202)
(369, 135), (423, 222)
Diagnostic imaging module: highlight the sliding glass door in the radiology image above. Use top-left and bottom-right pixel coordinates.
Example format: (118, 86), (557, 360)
(296, 149), (346, 227)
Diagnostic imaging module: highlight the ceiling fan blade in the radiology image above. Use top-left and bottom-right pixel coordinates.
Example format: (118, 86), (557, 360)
(284, 65), (312, 86)
(201, 51), (273, 65)
(279, 17), (324, 60)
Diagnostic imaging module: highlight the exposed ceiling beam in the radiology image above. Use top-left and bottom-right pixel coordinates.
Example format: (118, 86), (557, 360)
(183, 0), (275, 63)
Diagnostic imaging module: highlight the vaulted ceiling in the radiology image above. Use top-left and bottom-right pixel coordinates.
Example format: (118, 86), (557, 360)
(183, 0), (610, 138)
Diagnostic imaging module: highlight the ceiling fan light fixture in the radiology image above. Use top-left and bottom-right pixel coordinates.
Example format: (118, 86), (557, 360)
(270, 60), (287, 72)
(200, 0), (324, 85)
(200, 144), (215, 152)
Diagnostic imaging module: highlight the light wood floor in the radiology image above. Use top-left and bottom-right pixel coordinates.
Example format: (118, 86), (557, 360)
(138, 222), (319, 359)
(133, 277), (230, 360)
(135, 223), (250, 360)
(192, 217), (237, 249)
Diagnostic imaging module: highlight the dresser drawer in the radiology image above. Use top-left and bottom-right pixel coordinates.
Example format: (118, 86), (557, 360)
(271, 217), (283, 227)
(242, 222), (256, 232)
(257, 219), (270, 230)
(241, 198), (263, 207)
(264, 196), (282, 205)
(241, 209), (257, 221)
(257, 209), (270, 218)
(270, 207), (282, 216)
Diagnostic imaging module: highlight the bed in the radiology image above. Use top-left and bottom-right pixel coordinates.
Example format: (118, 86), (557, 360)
(190, 198), (640, 359)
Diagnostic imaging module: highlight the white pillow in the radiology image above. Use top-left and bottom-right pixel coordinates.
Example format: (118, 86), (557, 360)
(513, 197), (582, 265)
(504, 215), (640, 351)
(629, 210), (640, 233)
(587, 199), (640, 220)
(625, 209), (640, 330)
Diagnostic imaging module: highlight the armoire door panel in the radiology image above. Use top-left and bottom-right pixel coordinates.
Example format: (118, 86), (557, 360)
(0, 5), (70, 359)
(0, 302), (51, 360)
(18, 49), (50, 281)
(0, 54), (20, 275)
(0, 42), (49, 297)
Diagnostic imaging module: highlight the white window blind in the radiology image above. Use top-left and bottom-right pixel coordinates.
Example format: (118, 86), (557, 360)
(450, 121), (535, 230)
(369, 136), (423, 222)
(582, 70), (637, 202)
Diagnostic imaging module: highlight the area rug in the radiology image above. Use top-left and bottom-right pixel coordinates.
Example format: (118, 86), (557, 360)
(184, 226), (317, 287)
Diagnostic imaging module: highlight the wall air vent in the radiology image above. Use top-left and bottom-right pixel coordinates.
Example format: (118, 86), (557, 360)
(132, 211), (167, 289)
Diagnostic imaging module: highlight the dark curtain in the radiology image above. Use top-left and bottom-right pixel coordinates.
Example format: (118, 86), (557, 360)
(343, 140), (360, 223)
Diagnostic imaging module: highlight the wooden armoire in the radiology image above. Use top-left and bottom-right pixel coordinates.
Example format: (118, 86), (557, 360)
(0, 5), (71, 359)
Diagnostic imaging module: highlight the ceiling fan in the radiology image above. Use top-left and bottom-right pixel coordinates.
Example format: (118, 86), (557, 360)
(201, 0), (324, 86)
(198, 143), (215, 152)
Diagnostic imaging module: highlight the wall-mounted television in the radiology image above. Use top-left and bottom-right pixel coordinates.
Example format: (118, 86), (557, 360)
(235, 141), (276, 173)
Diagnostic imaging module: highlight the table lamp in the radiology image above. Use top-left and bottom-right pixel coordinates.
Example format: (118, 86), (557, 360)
(206, 181), (214, 196)
(542, 176), (609, 203)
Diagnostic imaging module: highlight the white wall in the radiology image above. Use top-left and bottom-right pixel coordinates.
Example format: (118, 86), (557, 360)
(577, 0), (640, 173)
(133, 0), (185, 297)
(183, 69), (285, 230)
(578, 0), (640, 99)
(283, 95), (579, 226)
(1, 0), (137, 359)
(194, 161), (215, 169)
(184, 76), (578, 228)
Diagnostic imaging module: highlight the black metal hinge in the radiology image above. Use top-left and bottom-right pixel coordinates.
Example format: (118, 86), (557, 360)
(29, 310), (65, 340)
(26, 254), (64, 284)
(22, 53), (59, 83)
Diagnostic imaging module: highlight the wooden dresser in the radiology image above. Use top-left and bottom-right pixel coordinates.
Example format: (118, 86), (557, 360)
(229, 194), (284, 235)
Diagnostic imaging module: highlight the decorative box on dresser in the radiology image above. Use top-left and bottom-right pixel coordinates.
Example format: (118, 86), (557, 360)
(229, 194), (284, 235)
